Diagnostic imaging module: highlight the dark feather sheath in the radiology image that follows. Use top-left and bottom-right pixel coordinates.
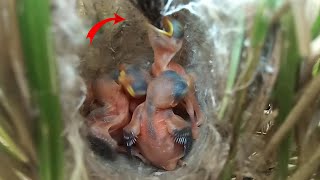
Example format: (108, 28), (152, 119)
(128, 0), (168, 28)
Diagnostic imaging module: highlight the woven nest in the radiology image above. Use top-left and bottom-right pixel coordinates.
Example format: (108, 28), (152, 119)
(52, 0), (255, 179)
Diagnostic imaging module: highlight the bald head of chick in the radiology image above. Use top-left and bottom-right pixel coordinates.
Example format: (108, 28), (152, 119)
(146, 70), (188, 109)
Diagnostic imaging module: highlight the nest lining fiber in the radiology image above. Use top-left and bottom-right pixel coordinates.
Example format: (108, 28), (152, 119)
(52, 0), (255, 179)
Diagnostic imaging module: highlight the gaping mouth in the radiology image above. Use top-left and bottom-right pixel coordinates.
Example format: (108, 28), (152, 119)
(148, 17), (174, 37)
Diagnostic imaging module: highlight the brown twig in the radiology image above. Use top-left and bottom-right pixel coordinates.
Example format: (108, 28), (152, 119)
(231, 70), (257, 94)
(246, 28), (281, 134)
(0, 0), (37, 164)
(290, 0), (311, 60)
(294, 103), (317, 165)
(263, 75), (320, 158)
(0, 88), (36, 164)
(290, 0), (313, 85)
(7, 0), (32, 117)
(270, 0), (290, 25)
(290, 144), (320, 180)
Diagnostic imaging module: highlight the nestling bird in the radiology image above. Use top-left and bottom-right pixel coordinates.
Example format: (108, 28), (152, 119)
(123, 70), (193, 170)
(79, 79), (100, 117)
(113, 63), (151, 113)
(84, 75), (130, 157)
(129, 0), (203, 138)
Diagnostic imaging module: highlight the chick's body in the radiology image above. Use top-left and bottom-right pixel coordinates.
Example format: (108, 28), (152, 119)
(123, 71), (193, 171)
(86, 76), (130, 149)
(133, 103), (184, 170)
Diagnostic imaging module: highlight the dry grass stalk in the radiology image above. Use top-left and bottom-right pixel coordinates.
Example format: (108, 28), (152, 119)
(263, 75), (320, 158)
(245, 27), (281, 134)
(290, 145), (320, 180)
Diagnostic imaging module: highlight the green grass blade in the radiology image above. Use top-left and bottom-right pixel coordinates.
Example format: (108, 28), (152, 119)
(272, 12), (301, 180)
(0, 124), (28, 163)
(251, 7), (269, 48)
(311, 12), (320, 39)
(218, 12), (245, 120)
(16, 0), (64, 179)
(312, 58), (320, 77)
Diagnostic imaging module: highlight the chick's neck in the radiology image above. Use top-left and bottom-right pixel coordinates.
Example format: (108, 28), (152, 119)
(152, 49), (176, 76)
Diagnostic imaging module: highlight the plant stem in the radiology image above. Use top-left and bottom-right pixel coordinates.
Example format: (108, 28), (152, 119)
(16, 0), (64, 179)
(290, 144), (320, 180)
(218, 12), (244, 120)
(264, 75), (320, 159)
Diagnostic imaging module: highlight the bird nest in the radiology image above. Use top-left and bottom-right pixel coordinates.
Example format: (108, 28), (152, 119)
(53, 0), (255, 179)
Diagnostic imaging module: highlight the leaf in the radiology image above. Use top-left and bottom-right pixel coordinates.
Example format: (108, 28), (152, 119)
(312, 11), (320, 39)
(16, 0), (64, 179)
(0, 125), (28, 163)
(312, 58), (320, 77)
(218, 11), (245, 120)
(272, 12), (301, 180)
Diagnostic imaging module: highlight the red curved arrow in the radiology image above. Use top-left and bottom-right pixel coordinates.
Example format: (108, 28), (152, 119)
(86, 13), (125, 45)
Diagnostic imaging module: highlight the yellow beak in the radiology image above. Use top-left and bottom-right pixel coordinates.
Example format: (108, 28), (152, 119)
(118, 70), (136, 97)
(146, 17), (174, 37)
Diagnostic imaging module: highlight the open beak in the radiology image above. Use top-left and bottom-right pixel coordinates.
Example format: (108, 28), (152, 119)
(146, 17), (183, 54)
(147, 17), (174, 37)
